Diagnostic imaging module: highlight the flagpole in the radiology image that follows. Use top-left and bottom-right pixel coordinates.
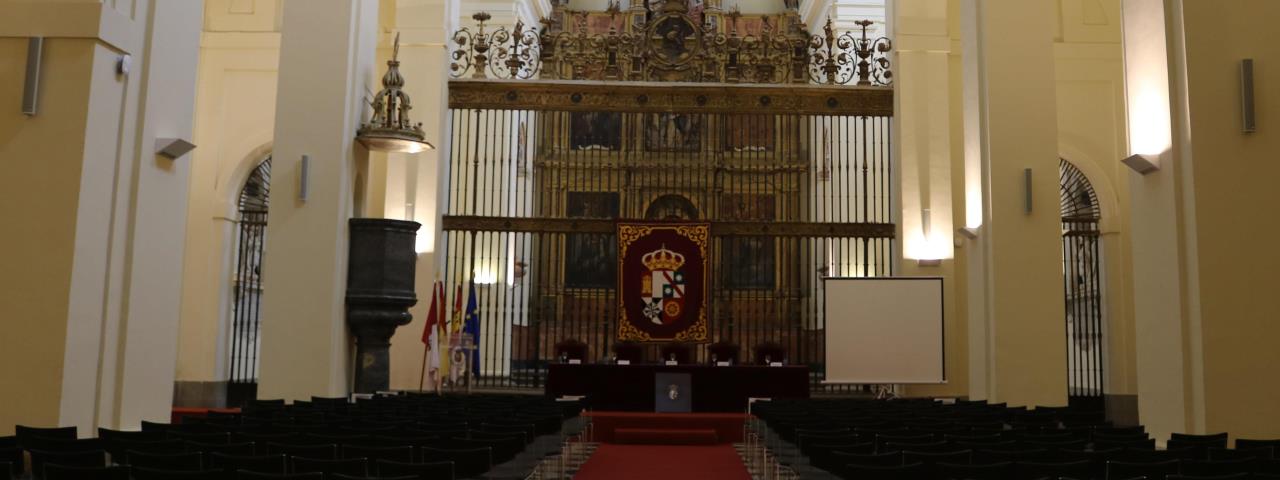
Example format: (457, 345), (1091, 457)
(417, 344), (428, 391)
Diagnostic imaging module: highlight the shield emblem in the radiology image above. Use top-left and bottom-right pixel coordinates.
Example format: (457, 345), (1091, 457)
(643, 269), (685, 325)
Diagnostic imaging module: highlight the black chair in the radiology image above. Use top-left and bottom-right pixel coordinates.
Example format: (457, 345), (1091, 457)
(418, 447), (490, 479)
(1106, 459), (1181, 480)
(15, 426), (78, 444)
(342, 445), (413, 468)
(22, 437), (104, 453)
(1236, 439), (1280, 453)
(706, 341), (740, 364)
(375, 459), (455, 480)
(840, 462), (925, 480)
(938, 461), (1015, 480)
(126, 450), (205, 471)
(174, 432), (234, 445)
(29, 449), (108, 478)
(44, 465), (130, 480)
(330, 475), (417, 480)
(133, 467), (223, 480)
(108, 438), (187, 459)
(1180, 458), (1257, 477)
(612, 342), (642, 363)
(1209, 447), (1272, 461)
(266, 443), (337, 460)
(886, 441), (951, 454)
(0, 437), (14, 449)
(831, 451), (901, 467)
(209, 453), (287, 475)
(0, 447), (22, 477)
(292, 457), (368, 477)
(98, 428), (166, 442)
(1167, 475), (1249, 480)
(659, 343), (693, 364)
(1015, 459), (1092, 480)
(1173, 433), (1230, 446)
(190, 441), (258, 466)
(754, 342), (786, 365)
(554, 339), (588, 362)
(236, 472), (324, 479)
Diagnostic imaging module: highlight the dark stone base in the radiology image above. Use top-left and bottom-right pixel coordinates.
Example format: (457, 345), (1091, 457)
(172, 381), (228, 408)
(1106, 394), (1140, 426)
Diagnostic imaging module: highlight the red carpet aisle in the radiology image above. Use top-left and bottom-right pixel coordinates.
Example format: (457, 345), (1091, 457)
(573, 444), (752, 480)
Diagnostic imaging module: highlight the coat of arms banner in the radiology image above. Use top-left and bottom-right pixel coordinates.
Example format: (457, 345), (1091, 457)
(617, 223), (710, 343)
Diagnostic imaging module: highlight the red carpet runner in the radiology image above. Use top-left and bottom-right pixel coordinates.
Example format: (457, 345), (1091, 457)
(574, 444), (752, 480)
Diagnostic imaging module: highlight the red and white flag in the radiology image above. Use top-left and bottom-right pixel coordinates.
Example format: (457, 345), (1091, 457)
(421, 281), (445, 388)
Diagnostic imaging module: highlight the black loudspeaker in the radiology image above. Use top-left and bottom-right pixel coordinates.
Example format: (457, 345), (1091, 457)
(346, 218), (421, 393)
(1242, 59), (1256, 133)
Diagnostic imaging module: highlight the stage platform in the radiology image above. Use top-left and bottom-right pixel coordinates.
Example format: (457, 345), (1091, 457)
(586, 411), (749, 444)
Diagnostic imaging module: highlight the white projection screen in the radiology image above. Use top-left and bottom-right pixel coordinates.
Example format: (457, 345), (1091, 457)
(823, 277), (945, 384)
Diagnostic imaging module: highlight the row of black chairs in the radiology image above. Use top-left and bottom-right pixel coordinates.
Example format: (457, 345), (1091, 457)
(2, 393), (583, 480)
(752, 398), (1280, 480)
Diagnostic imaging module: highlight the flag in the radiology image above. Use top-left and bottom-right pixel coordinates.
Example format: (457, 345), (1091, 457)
(421, 281), (444, 386)
(463, 279), (481, 377)
(421, 281), (443, 344)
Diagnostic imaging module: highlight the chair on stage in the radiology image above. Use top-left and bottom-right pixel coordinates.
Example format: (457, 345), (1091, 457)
(554, 339), (588, 362)
(613, 341), (643, 364)
(754, 342), (786, 365)
(707, 342), (740, 365)
(659, 343), (693, 364)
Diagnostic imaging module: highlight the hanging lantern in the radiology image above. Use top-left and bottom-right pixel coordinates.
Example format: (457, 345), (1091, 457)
(358, 33), (434, 154)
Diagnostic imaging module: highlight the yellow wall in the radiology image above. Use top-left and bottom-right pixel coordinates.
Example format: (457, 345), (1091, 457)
(176, 1), (281, 387)
(0, 37), (96, 433)
(1052, 0), (1137, 398)
(1180, 0), (1280, 440)
(0, 0), (202, 433)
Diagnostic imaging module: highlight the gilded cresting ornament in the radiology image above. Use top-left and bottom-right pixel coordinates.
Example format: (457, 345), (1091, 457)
(357, 33), (434, 154)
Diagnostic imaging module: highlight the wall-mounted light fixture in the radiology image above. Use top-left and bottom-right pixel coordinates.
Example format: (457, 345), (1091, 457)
(22, 37), (42, 116)
(155, 138), (196, 160)
(1122, 153), (1159, 175)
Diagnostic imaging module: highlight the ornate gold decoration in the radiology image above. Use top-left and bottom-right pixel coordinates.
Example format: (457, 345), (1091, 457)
(447, 79), (893, 116)
(642, 246), (686, 271)
(442, 216), (897, 238)
(448, 0), (892, 86)
(358, 33), (433, 153)
(451, 12), (542, 80)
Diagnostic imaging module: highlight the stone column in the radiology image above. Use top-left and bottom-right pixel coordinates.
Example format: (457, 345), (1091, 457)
(960, 0), (1068, 407)
(895, 0), (962, 399)
(256, 0), (380, 401)
(0, 0), (202, 433)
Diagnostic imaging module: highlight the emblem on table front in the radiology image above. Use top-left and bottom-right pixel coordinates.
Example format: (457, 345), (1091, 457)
(640, 245), (686, 326)
(668, 383), (680, 400)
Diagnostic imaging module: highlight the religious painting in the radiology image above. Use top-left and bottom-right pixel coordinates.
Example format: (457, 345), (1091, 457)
(586, 12), (625, 34)
(570, 112), (622, 151)
(645, 113), (702, 151)
(725, 115), (776, 152)
(652, 14), (697, 64)
(617, 223), (710, 342)
(721, 194), (776, 289)
(565, 192), (620, 288)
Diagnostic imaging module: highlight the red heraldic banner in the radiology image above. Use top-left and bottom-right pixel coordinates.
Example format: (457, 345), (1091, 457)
(617, 223), (710, 343)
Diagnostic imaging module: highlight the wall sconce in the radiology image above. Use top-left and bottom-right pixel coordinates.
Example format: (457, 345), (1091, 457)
(1122, 153), (1159, 175)
(155, 138), (196, 160)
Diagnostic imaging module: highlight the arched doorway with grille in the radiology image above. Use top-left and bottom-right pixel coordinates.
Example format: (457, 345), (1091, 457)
(227, 156), (271, 407)
(1060, 159), (1105, 408)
